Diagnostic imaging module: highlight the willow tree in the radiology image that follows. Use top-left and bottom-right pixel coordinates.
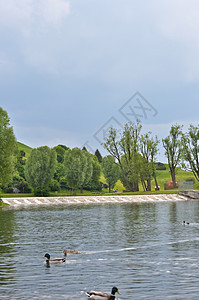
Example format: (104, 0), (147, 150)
(0, 107), (16, 186)
(25, 146), (57, 195)
(63, 148), (87, 195)
(162, 124), (183, 188)
(181, 124), (199, 182)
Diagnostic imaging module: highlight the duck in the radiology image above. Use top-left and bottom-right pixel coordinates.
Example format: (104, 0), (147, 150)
(183, 221), (189, 225)
(63, 248), (79, 256)
(86, 286), (120, 300)
(43, 253), (66, 265)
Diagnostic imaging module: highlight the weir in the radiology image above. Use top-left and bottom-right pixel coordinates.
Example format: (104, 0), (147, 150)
(2, 194), (187, 207)
(178, 190), (199, 199)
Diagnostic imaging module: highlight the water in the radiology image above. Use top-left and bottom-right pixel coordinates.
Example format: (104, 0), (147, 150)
(1, 200), (199, 299)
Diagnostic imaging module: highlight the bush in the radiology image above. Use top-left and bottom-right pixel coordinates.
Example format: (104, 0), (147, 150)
(49, 179), (60, 192)
(4, 187), (14, 193)
(16, 182), (32, 193)
(33, 188), (49, 197)
(185, 177), (195, 184)
(156, 162), (166, 170)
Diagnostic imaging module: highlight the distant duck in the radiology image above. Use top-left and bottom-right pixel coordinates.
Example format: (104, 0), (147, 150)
(43, 253), (66, 265)
(63, 248), (79, 256)
(183, 221), (190, 225)
(86, 286), (120, 300)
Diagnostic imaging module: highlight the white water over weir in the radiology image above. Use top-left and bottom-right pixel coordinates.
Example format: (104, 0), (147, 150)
(2, 194), (188, 207)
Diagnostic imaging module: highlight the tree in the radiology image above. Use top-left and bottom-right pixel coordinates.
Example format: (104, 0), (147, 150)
(0, 107), (16, 186)
(181, 124), (199, 182)
(104, 121), (142, 191)
(63, 148), (87, 195)
(24, 146), (57, 196)
(53, 145), (68, 163)
(15, 149), (26, 179)
(86, 156), (101, 190)
(162, 124), (183, 188)
(140, 132), (159, 191)
(81, 150), (93, 193)
(120, 122), (142, 191)
(102, 155), (120, 192)
(95, 149), (102, 163)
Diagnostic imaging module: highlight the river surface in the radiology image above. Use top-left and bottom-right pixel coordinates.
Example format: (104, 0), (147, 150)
(1, 200), (199, 299)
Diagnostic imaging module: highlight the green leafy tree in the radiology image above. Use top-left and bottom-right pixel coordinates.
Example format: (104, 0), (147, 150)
(84, 156), (101, 191)
(95, 149), (102, 163)
(120, 122), (142, 191)
(54, 162), (64, 182)
(53, 145), (68, 163)
(181, 124), (199, 182)
(81, 150), (93, 193)
(15, 149), (26, 179)
(63, 148), (87, 195)
(102, 155), (120, 192)
(25, 146), (57, 196)
(104, 121), (142, 191)
(162, 124), (183, 188)
(0, 107), (16, 186)
(140, 132), (159, 191)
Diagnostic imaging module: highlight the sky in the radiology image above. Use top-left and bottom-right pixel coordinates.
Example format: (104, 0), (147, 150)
(0, 0), (199, 162)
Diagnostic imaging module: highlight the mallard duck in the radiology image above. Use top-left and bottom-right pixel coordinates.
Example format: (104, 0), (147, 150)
(183, 221), (189, 225)
(43, 253), (66, 265)
(63, 248), (79, 256)
(86, 286), (120, 300)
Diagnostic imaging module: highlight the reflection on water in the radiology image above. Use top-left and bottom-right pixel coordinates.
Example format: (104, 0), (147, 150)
(1, 200), (199, 299)
(0, 209), (17, 291)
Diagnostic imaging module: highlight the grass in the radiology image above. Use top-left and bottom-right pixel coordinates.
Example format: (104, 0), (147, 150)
(17, 142), (32, 157)
(100, 165), (198, 193)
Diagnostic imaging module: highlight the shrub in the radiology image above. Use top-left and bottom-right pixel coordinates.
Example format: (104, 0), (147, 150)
(4, 187), (14, 193)
(156, 162), (166, 170)
(33, 188), (49, 197)
(185, 177), (195, 184)
(49, 179), (60, 192)
(16, 182), (32, 193)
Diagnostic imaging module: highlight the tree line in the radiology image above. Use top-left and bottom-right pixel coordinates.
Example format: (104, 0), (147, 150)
(0, 107), (199, 195)
(104, 120), (199, 192)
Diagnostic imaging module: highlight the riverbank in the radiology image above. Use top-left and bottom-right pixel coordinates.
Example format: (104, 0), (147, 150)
(1, 193), (188, 207)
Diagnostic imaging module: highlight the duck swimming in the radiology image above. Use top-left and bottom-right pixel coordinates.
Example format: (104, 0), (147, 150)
(63, 248), (79, 256)
(43, 253), (66, 265)
(183, 221), (189, 225)
(86, 286), (120, 300)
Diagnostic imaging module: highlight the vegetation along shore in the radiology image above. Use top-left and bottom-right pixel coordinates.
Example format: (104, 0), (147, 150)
(0, 107), (199, 203)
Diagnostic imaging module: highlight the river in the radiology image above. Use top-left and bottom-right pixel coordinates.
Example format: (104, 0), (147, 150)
(1, 199), (199, 299)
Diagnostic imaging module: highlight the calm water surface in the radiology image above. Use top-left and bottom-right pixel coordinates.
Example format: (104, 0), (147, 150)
(1, 200), (199, 299)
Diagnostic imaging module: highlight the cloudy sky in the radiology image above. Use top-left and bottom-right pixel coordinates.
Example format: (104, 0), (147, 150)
(0, 0), (199, 162)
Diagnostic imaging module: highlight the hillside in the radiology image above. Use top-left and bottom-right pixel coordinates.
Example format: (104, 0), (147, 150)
(17, 142), (32, 157)
(101, 164), (198, 192)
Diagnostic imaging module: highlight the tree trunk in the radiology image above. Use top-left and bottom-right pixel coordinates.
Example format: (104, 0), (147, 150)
(133, 181), (139, 192)
(141, 177), (147, 191)
(109, 183), (111, 193)
(147, 177), (151, 191)
(170, 167), (177, 188)
(153, 170), (159, 190)
(80, 186), (83, 193)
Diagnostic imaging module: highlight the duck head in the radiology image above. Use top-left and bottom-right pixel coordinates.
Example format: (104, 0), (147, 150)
(44, 253), (50, 260)
(111, 287), (120, 295)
